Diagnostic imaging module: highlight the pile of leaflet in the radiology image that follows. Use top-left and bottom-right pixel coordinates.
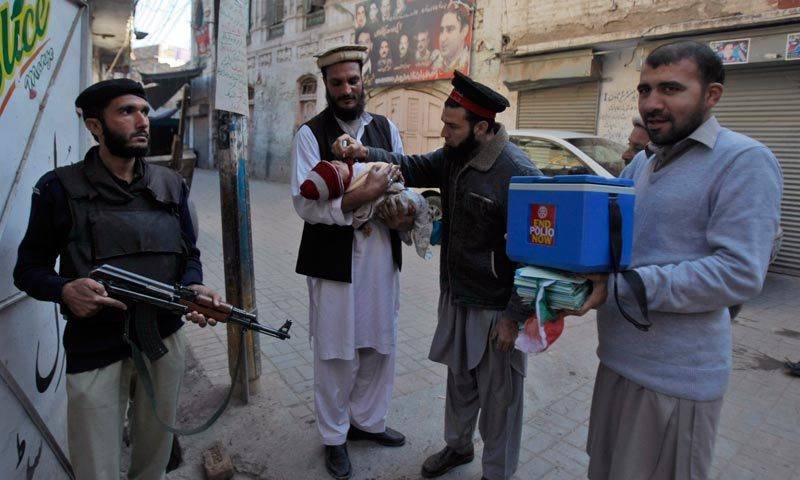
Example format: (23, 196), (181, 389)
(514, 266), (590, 321)
(513, 266), (590, 353)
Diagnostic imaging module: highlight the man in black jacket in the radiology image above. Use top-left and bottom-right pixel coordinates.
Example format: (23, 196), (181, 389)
(335, 71), (539, 480)
(13, 79), (220, 480)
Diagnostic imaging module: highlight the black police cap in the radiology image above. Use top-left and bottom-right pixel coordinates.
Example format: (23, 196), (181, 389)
(75, 78), (148, 118)
(449, 71), (509, 118)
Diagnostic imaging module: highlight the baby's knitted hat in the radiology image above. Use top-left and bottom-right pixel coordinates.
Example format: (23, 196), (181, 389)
(300, 160), (353, 200)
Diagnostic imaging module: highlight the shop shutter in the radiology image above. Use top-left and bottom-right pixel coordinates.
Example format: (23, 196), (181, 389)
(714, 65), (800, 275)
(516, 82), (599, 134)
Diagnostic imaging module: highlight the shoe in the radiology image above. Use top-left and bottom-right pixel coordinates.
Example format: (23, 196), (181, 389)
(421, 445), (475, 478)
(324, 444), (351, 480)
(347, 425), (406, 446)
(786, 360), (800, 377)
(165, 435), (183, 472)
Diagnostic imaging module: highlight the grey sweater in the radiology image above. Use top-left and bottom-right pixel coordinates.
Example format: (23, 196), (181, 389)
(597, 117), (783, 401)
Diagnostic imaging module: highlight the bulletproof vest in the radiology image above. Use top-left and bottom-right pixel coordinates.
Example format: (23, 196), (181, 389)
(54, 149), (185, 297)
(295, 107), (402, 283)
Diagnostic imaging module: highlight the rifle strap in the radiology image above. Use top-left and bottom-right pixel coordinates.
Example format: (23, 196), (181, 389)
(608, 196), (651, 331)
(126, 316), (246, 436)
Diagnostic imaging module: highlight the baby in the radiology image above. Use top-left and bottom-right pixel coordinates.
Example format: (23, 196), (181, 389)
(299, 159), (354, 200)
(300, 159), (432, 260)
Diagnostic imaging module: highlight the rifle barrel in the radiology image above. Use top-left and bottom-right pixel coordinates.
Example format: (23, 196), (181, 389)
(92, 264), (292, 340)
(227, 316), (291, 340)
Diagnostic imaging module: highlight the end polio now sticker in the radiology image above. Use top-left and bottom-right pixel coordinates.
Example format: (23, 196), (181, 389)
(529, 204), (556, 246)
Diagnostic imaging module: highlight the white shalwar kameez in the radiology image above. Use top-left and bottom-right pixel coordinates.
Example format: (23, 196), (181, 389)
(290, 112), (404, 445)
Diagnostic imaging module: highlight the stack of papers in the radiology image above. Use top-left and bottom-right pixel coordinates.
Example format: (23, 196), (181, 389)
(514, 266), (590, 322)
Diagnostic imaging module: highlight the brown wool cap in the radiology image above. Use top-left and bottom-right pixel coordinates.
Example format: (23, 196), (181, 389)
(315, 45), (368, 69)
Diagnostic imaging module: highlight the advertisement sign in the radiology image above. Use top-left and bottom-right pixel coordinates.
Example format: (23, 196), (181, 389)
(354, 0), (475, 87)
(0, 0), (54, 118)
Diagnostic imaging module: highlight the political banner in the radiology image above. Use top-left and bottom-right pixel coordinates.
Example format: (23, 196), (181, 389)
(354, 0), (475, 87)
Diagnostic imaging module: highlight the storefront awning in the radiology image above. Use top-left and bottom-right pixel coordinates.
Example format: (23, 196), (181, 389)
(140, 67), (204, 110)
(501, 49), (599, 91)
(148, 107), (179, 123)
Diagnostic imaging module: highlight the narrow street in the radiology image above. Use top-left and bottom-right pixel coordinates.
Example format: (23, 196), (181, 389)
(165, 169), (800, 480)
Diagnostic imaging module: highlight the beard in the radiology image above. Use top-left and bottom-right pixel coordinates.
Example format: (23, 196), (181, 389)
(443, 129), (480, 162)
(644, 103), (706, 146)
(326, 88), (366, 122)
(102, 121), (150, 158)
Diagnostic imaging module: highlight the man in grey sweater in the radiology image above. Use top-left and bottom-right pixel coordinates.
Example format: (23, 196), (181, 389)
(574, 41), (783, 479)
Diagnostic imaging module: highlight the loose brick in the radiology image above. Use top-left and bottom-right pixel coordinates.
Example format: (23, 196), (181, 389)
(202, 442), (234, 480)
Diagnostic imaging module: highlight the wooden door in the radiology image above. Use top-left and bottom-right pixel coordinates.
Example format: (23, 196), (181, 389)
(369, 88), (445, 154)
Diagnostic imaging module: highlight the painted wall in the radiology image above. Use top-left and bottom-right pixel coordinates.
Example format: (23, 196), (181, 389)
(596, 47), (643, 145)
(499, 1), (800, 140)
(470, 0), (515, 127)
(0, 1), (88, 478)
(247, 1), (355, 182)
(504, 0), (798, 54)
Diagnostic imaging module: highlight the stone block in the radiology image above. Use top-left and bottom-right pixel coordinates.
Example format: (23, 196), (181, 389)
(202, 442), (234, 480)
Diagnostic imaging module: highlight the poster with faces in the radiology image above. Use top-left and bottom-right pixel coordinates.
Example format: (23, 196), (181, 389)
(786, 33), (800, 61)
(709, 38), (750, 65)
(354, 0), (475, 87)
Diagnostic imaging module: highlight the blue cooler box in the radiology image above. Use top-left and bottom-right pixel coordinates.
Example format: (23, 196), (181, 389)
(506, 175), (635, 273)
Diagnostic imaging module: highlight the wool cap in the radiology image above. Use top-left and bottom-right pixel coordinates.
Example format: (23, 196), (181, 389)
(315, 45), (368, 70)
(75, 78), (148, 118)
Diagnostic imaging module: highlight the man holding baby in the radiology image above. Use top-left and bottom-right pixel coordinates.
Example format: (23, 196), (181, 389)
(289, 45), (409, 480)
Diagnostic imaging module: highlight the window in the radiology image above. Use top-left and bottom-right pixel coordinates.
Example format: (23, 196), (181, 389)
(511, 137), (591, 177)
(300, 78), (317, 97)
(298, 76), (318, 125)
(305, 0), (325, 29)
(266, 0), (285, 39)
(566, 138), (626, 177)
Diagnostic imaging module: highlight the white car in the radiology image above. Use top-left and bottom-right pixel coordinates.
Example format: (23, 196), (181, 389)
(419, 130), (627, 221)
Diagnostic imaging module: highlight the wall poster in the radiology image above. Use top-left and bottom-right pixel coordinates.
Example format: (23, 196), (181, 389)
(709, 38), (750, 65)
(354, 0), (475, 87)
(786, 33), (800, 61)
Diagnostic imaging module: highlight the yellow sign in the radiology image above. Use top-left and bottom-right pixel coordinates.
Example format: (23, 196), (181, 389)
(0, 0), (51, 113)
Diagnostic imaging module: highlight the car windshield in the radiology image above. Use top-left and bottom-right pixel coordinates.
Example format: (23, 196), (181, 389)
(510, 137), (593, 177)
(566, 138), (626, 177)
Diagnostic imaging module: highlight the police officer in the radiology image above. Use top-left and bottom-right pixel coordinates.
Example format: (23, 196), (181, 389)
(335, 72), (539, 480)
(13, 79), (220, 480)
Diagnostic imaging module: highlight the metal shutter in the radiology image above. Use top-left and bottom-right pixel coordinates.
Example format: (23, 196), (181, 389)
(516, 82), (599, 134)
(714, 66), (800, 275)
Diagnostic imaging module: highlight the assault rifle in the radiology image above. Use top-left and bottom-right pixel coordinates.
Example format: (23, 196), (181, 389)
(90, 264), (291, 360)
(89, 264), (292, 435)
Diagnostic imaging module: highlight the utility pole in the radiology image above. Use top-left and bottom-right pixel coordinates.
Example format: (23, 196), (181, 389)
(212, 0), (261, 401)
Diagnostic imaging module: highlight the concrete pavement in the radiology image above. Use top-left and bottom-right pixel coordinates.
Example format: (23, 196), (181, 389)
(165, 169), (800, 480)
